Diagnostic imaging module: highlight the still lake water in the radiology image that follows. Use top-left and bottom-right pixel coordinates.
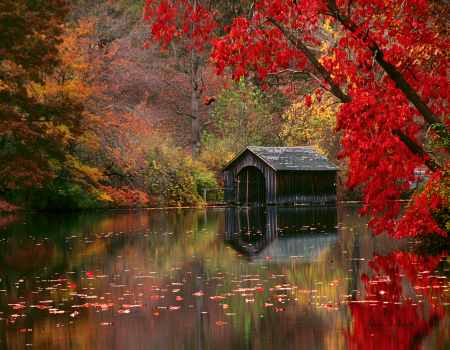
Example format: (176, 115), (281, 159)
(0, 206), (448, 350)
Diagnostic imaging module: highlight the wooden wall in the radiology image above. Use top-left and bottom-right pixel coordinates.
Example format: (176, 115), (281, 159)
(223, 150), (337, 205)
(276, 171), (337, 205)
(223, 150), (277, 204)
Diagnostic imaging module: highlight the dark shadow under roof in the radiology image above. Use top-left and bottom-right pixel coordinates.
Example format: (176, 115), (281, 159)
(224, 146), (338, 171)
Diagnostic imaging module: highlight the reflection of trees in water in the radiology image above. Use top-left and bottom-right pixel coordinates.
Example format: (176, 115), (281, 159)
(348, 251), (449, 350)
(0, 208), (448, 350)
(0, 214), (19, 230)
(0, 211), (153, 276)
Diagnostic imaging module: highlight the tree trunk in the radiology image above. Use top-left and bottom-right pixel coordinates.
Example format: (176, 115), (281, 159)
(190, 53), (201, 158)
(191, 90), (201, 158)
(190, 0), (202, 158)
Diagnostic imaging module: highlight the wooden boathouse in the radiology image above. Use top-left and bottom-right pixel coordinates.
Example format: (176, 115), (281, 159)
(223, 146), (338, 205)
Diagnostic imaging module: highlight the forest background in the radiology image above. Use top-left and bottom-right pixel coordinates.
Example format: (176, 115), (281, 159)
(0, 0), (340, 209)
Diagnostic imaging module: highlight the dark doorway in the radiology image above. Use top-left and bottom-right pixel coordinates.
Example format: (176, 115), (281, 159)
(237, 166), (266, 205)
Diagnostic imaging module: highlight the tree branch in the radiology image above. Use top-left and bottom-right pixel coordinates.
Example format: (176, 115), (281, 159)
(268, 17), (441, 171)
(268, 17), (351, 103)
(393, 130), (439, 171)
(326, 0), (442, 126)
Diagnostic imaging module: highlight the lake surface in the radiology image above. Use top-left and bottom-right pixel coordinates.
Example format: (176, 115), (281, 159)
(0, 206), (448, 350)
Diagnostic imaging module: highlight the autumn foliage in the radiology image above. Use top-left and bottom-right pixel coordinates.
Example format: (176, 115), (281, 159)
(206, 0), (449, 237)
(0, 2), (152, 209)
(143, 0), (216, 51)
(1, 0), (449, 229)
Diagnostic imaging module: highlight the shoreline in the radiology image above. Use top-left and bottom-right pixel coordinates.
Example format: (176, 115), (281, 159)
(0, 199), (419, 214)
(0, 200), (374, 214)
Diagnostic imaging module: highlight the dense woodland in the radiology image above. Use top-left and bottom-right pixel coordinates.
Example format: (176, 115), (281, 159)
(0, 0), (448, 239)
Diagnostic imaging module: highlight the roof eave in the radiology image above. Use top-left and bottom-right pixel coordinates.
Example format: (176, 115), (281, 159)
(222, 147), (278, 172)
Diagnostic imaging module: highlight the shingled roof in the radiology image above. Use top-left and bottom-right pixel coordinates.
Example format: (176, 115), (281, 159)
(224, 146), (338, 171)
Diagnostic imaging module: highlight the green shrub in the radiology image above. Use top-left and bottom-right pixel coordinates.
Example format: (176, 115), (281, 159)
(147, 141), (217, 207)
(9, 178), (102, 211)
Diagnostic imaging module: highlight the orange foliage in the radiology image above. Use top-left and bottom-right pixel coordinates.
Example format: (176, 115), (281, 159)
(99, 185), (150, 208)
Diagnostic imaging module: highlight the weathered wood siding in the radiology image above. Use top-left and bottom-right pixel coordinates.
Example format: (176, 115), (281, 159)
(223, 150), (276, 204)
(223, 150), (337, 205)
(276, 171), (337, 204)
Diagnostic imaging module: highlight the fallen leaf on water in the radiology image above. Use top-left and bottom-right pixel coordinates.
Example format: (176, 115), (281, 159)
(193, 291), (204, 297)
(8, 303), (26, 310)
(215, 320), (228, 326)
(122, 304), (142, 309)
(49, 309), (65, 315)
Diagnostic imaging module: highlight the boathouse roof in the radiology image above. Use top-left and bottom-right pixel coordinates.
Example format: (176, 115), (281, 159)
(223, 146), (338, 172)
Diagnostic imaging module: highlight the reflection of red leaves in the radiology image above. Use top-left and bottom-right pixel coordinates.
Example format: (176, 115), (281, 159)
(85, 271), (94, 278)
(348, 251), (448, 350)
(8, 304), (26, 310)
(0, 200), (19, 213)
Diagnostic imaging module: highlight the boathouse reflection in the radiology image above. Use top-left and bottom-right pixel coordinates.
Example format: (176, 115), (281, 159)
(224, 206), (338, 261)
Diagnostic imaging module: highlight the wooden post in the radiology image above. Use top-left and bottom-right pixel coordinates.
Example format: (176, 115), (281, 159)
(236, 178), (240, 205)
(246, 168), (249, 206)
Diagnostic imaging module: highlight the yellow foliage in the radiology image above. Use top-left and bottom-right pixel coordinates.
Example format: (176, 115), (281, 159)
(323, 18), (333, 33)
(65, 155), (105, 183)
(77, 130), (101, 152)
(97, 191), (114, 202)
(280, 92), (340, 161)
(42, 122), (74, 145)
